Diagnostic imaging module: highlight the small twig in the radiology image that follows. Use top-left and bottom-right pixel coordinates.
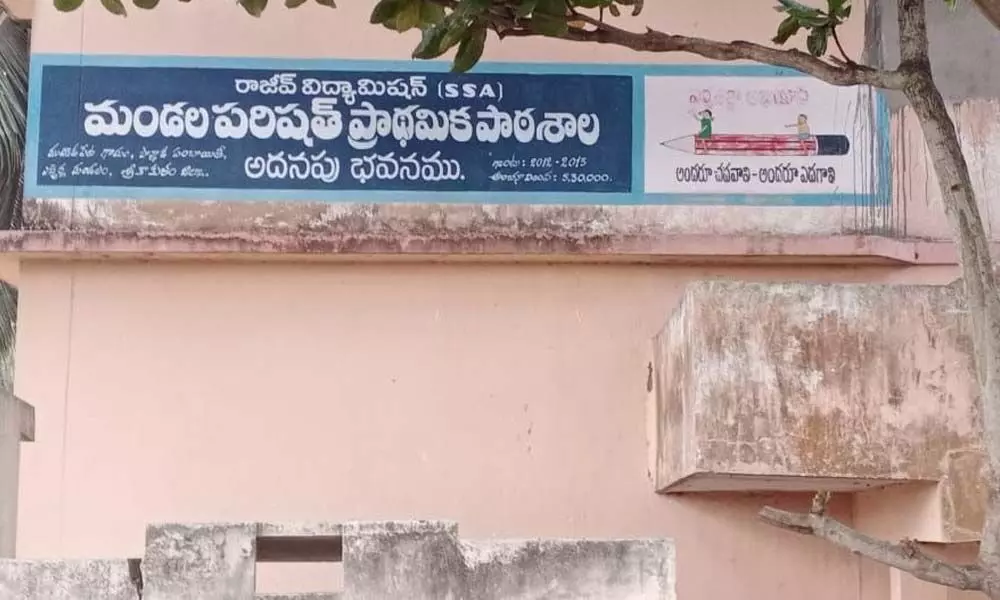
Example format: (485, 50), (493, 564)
(830, 27), (856, 65)
(759, 505), (984, 590)
(810, 490), (831, 515)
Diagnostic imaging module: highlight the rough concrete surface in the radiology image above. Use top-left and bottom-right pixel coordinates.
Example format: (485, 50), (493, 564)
(0, 392), (34, 558)
(0, 559), (140, 600)
(3, 198), (919, 264)
(0, 521), (675, 599)
(651, 280), (983, 541)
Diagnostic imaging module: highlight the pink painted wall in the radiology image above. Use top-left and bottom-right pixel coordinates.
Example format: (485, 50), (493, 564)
(26, 0), (891, 239)
(893, 100), (1000, 240)
(31, 0), (867, 61)
(16, 0), (991, 598)
(12, 259), (962, 596)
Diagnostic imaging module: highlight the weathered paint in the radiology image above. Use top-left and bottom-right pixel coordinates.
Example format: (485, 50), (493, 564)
(893, 99), (1000, 241)
(15, 260), (950, 597)
(652, 280), (983, 542)
(4, 198), (1000, 265)
(0, 521), (675, 599)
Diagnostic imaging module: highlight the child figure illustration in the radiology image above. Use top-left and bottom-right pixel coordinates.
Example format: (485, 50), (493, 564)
(786, 114), (811, 138)
(785, 114), (811, 151)
(695, 109), (714, 139)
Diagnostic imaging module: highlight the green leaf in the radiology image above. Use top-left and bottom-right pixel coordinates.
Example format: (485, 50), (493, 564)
(413, 21), (452, 58)
(772, 15), (801, 44)
(412, 11), (473, 60)
(53, 0), (84, 10)
(842, 3), (852, 17)
(535, 0), (565, 15)
(389, 0), (423, 31)
(315, 0), (336, 6)
(806, 27), (829, 56)
(452, 25), (487, 73)
(100, 0), (128, 15)
(515, 0), (538, 17)
(535, 0), (566, 16)
(286, 0), (308, 7)
(370, 0), (408, 24)
(776, 0), (818, 14)
(574, 0), (611, 7)
(827, 0), (845, 14)
(238, 0), (268, 16)
(419, 0), (445, 24)
(440, 15), (473, 49)
(530, 11), (568, 35)
(413, 26), (447, 59)
(460, 0), (493, 13)
(132, 0), (159, 9)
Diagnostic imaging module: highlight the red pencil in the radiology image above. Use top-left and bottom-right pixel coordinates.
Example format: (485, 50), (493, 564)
(661, 133), (851, 157)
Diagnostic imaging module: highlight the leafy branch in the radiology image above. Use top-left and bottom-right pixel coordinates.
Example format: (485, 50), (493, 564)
(56, 0), (900, 88)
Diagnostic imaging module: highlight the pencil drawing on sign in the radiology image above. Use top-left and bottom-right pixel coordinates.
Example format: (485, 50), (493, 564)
(645, 75), (878, 197)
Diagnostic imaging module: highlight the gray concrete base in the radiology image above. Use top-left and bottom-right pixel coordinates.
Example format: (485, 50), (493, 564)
(0, 521), (675, 599)
(0, 391), (34, 558)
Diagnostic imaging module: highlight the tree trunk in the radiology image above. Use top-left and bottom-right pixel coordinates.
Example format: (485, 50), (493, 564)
(897, 0), (1000, 591)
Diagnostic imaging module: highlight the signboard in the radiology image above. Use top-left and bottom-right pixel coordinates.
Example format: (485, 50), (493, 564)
(645, 76), (878, 197)
(26, 55), (889, 206)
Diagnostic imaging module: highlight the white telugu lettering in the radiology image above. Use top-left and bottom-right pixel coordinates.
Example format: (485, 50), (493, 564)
(81, 100), (602, 147)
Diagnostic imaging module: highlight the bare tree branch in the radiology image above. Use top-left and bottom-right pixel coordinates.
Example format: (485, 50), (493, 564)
(972, 0), (1000, 32)
(810, 490), (832, 515)
(890, 1), (1000, 586)
(485, 9), (905, 89)
(760, 503), (984, 591)
(830, 27), (855, 66)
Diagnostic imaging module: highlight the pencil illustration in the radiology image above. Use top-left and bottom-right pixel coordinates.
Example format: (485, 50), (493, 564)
(660, 133), (851, 157)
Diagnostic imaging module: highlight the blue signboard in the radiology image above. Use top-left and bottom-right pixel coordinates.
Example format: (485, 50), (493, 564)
(26, 55), (891, 206)
(31, 61), (632, 197)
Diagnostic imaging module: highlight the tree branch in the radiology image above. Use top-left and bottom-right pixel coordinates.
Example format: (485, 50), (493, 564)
(492, 12), (904, 89)
(760, 501), (984, 591)
(897, 0), (930, 67)
(830, 27), (855, 66)
(893, 0), (1000, 587)
(972, 0), (1000, 32)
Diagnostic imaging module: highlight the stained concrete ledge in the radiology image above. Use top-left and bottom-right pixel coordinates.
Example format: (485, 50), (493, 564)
(3, 197), (987, 266)
(0, 559), (140, 600)
(649, 280), (984, 542)
(0, 521), (675, 600)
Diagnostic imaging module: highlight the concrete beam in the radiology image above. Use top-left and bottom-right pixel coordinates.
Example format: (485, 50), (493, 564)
(650, 280), (983, 542)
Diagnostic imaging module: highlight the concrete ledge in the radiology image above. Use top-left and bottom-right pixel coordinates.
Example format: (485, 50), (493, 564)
(7, 197), (985, 265)
(0, 559), (140, 600)
(0, 521), (675, 599)
(16, 398), (33, 443)
(649, 280), (983, 542)
(0, 230), (986, 265)
(256, 595), (340, 600)
(664, 473), (919, 493)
